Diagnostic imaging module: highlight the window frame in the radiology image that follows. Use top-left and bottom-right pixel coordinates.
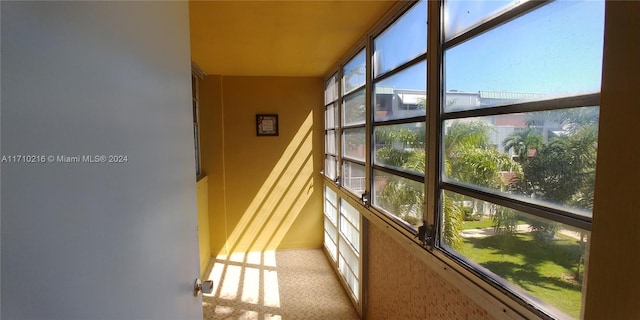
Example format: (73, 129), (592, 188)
(430, 1), (601, 319)
(369, 0), (428, 231)
(324, 74), (340, 183)
(437, 94), (599, 231)
(191, 69), (203, 179)
(323, 0), (602, 319)
(323, 0), (430, 252)
(322, 184), (364, 311)
(341, 48), (368, 197)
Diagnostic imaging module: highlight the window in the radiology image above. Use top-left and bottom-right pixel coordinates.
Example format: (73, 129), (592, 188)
(322, 4), (427, 314)
(324, 186), (339, 261)
(341, 50), (367, 197)
(323, 185), (362, 303)
(323, 0), (603, 318)
(439, 1), (604, 318)
(324, 75), (339, 182)
(343, 50), (366, 95)
(191, 72), (202, 177)
(443, 0), (521, 41)
(339, 198), (361, 301)
(371, 0), (427, 229)
(373, 0), (427, 77)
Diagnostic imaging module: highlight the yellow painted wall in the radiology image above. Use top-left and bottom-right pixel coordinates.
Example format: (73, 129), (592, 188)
(196, 176), (211, 276)
(199, 75), (225, 257)
(199, 75), (324, 256)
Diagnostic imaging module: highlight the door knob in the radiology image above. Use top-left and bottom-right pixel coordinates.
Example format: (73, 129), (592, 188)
(193, 278), (214, 297)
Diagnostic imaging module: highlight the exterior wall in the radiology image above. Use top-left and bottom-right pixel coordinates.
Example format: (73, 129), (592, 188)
(367, 222), (493, 320)
(197, 176), (211, 275)
(199, 76), (325, 255)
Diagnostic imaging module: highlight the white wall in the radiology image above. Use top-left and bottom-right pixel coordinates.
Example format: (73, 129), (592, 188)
(1, 2), (201, 319)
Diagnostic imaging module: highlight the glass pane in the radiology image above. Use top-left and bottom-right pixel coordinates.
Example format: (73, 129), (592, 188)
(194, 125), (200, 175)
(338, 254), (360, 301)
(374, 122), (426, 175)
(340, 215), (360, 254)
(325, 74), (338, 104)
(325, 201), (337, 226)
(373, 170), (424, 228)
(192, 100), (198, 123)
(325, 130), (336, 155)
(342, 161), (366, 197)
(374, 0), (427, 77)
(444, 0), (519, 41)
(339, 236), (360, 277)
(342, 128), (366, 161)
(442, 107), (599, 216)
(343, 49), (366, 95)
(342, 89), (366, 126)
(325, 103), (337, 129)
(324, 155), (337, 181)
(324, 217), (337, 242)
(374, 61), (426, 122)
(340, 198), (360, 230)
(441, 190), (589, 319)
(325, 185), (337, 206)
(324, 232), (337, 262)
(191, 75), (197, 99)
(444, 0), (605, 112)
(324, 198), (338, 226)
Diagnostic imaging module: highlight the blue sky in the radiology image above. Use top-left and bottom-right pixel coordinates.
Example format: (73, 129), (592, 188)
(374, 0), (427, 78)
(367, 0), (605, 97)
(445, 0), (605, 95)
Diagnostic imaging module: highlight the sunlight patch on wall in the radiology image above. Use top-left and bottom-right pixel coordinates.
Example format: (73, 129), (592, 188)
(222, 111), (315, 254)
(202, 111), (315, 319)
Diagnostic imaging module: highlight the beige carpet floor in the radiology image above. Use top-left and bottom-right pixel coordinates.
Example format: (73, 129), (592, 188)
(202, 248), (361, 320)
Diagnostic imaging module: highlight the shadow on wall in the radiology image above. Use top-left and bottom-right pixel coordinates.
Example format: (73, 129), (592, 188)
(221, 111), (315, 254)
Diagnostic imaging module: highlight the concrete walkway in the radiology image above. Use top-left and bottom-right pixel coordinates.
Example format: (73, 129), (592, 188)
(461, 224), (583, 240)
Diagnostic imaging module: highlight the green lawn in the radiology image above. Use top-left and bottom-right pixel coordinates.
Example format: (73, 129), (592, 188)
(462, 218), (495, 229)
(462, 217), (527, 230)
(458, 230), (584, 319)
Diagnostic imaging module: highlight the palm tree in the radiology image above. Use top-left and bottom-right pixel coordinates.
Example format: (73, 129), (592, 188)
(445, 120), (521, 209)
(508, 118), (598, 246)
(442, 191), (464, 250)
(502, 128), (543, 163)
(375, 126), (425, 227)
(511, 124), (597, 210)
(343, 91), (366, 125)
(449, 145), (519, 190)
(566, 123), (597, 281)
(444, 121), (491, 159)
(378, 176), (423, 226)
(375, 126), (424, 171)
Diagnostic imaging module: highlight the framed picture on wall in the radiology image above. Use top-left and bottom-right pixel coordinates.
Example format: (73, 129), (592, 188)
(256, 114), (279, 136)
